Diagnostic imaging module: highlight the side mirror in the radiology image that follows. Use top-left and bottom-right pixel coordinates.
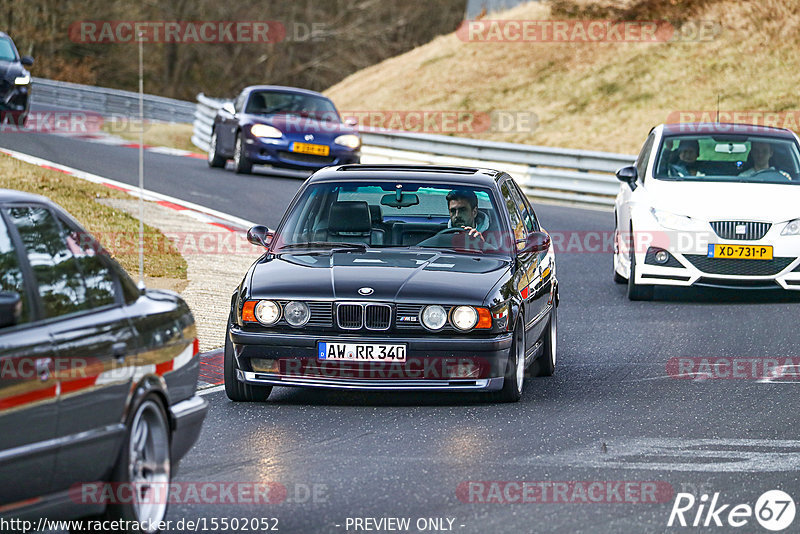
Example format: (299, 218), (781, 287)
(21, 56), (34, 67)
(518, 231), (551, 254)
(221, 102), (236, 115)
(616, 165), (638, 190)
(0, 291), (21, 329)
(247, 225), (274, 249)
(344, 117), (358, 127)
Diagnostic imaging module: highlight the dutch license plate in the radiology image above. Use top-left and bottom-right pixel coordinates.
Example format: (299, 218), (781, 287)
(318, 342), (407, 362)
(707, 244), (773, 260)
(291, 142), (330, 156)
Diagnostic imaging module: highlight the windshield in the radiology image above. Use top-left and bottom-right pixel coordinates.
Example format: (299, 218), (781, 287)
(653, 134), (800, 184)
(273, 181), (512, 255)
(0, 37), (18, 62)
(245, 90), (340, 121)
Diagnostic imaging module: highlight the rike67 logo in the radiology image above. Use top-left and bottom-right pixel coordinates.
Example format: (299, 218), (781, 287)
(668, 490), (796, 531)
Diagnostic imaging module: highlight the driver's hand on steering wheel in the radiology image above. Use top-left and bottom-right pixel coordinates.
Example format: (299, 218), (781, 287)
(461, 226), (485, 241)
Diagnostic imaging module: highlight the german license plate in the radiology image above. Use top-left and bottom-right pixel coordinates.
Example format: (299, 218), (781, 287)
(707, 244), (773, 260)
(291, 142), (329, 156)
(317, 342), (407, 362)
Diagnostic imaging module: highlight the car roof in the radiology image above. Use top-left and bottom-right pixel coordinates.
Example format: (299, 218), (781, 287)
(661, 122), (797, 139)
(0, 188), (54, 205)
(242, 85), (330, 99)
(307, 165), (504, 187)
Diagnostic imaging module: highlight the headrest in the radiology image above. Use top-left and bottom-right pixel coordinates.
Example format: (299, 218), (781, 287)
(368, 205), (382, 224)
(328, 201), (372, 233)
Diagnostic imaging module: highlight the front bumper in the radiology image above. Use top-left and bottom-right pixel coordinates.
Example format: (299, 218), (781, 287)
(230, 327), (513, 391)
(242, 135), (360, 170)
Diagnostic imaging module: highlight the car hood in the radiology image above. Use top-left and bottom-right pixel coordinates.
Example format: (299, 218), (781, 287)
(649, 180), (800, 223)
(249, 250), (511, 305)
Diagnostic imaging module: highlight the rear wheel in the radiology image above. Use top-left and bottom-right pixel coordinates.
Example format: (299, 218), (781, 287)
(233, 133), (252, 174)
(530, 307), (556, 377)
(224, 331), (272, 402)
(104, 395), (171, 533)
(491, 320), (524, 402)
(207, 130), (226, 168)
(627, 226), (654, 301)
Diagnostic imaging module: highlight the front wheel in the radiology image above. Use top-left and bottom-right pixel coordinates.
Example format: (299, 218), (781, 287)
(491, 320), (525, 402)
(627, 229), (654, 301)
(233, 133), (253, 174)
(104, 395), (171, 533)
(224, 331), (272, 402)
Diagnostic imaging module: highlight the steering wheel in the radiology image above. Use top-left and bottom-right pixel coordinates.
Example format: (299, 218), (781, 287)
(749, 168), (791, 180)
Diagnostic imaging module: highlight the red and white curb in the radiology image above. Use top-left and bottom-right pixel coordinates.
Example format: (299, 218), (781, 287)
(50, 130), (207, 160)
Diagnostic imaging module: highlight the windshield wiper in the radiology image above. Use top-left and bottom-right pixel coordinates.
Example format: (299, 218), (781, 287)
(276, 242), (369, 254)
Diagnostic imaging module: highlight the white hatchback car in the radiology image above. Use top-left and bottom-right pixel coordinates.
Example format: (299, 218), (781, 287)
(614, 123), (800, 300)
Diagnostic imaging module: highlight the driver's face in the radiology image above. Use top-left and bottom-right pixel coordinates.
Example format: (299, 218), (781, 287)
(449, 199), (476, 227)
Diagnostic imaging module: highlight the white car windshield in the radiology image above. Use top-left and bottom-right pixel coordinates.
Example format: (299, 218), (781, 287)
(653, 134), (800, 184)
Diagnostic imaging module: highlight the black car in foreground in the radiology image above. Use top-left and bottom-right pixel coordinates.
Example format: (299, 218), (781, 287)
(0, 190), (207, 531)
(0, 32), (33, 125)
(207, 85), (361, 174)
(226, 164), (558, 403)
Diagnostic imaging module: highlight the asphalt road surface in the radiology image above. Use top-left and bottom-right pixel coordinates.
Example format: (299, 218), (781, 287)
(2, 128), (799, 533)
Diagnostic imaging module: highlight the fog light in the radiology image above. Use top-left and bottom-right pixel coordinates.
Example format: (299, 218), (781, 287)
(251, 358), (279, 373)
(655, 250), (670, 264)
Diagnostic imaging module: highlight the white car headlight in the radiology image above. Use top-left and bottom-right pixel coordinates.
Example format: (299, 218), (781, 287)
(284, 301), (310, 327)
(334, 134), (361, 149)
(782, 218), (800, 236)
(421, 305), (447, 330)
(254, 300), (281, 325)
(14, 74), (30, 85)
(250, 124), (282, 138)
(651, 208), (696, 230)
(451, 306), (478, 331)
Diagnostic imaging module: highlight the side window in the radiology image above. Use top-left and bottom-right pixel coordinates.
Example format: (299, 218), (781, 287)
(0, 214), (31, 325)
(510, 180), (539, 232)
(6, 206), (91, 318)
(500, 181), (526, 249)
(635, 133), (656, 182)
(57, 217), (118, 308)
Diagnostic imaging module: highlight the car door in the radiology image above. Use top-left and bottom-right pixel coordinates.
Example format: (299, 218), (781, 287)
(218, 91), (245, 154)
(618, 132), (655, 259)
(5, 205), (138, 491)
(0, 207), (58, 505)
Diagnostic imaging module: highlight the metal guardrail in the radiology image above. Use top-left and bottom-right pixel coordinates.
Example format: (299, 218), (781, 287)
(192, 93), (633, 207)
(31, 77), (196, 123)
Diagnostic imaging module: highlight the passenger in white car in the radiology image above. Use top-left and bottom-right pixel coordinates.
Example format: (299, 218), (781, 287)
(668, 139), (704, 177)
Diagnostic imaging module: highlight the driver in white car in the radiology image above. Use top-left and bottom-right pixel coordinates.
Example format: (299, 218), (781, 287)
(739, 141), (792, 179)
(447, 189), (489, 241)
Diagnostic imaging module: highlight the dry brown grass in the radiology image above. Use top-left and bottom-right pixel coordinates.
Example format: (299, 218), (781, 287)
(0, 154), (187, 281)
(325, 0), (800, 154)
(103, 121), (198, 153)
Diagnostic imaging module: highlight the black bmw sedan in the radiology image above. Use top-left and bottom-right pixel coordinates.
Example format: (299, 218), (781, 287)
(207, 85), (361, 174)
(225, 164), (558, 403)
(0, 32), (33, 126)
(0, 190), (207, 531)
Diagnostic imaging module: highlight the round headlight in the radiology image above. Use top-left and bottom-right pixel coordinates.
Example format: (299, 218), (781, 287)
(254, 300), (281, 325)
(451, 306), (478, 330)
(284, 301), (310, 327)
(421, 305), (447, 330)
(250, 124), (283, 138)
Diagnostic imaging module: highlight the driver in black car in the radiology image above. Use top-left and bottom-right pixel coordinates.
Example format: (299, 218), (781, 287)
(446, 189), (489, 241)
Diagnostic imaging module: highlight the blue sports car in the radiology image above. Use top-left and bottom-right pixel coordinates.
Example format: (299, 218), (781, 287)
(207, 85), (361, 174)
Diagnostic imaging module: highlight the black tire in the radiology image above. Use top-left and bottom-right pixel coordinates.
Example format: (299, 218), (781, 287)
(491, 320), (524, 402)
(207, 130), (226, 168)
(614, 270), (627, 284)
(613, 216), (627, 283)
(530, 307), (556, 377)
(233, 132), (252, 174)
(224, 331), (272, 401)
(104, 394), (171, 533)
(627, 226), (654, 301)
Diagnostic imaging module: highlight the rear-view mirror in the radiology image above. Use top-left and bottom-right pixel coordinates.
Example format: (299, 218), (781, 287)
(381, 192), (419, 209)
(518, 231), (551, 254)
(247, 226), (274, 249)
